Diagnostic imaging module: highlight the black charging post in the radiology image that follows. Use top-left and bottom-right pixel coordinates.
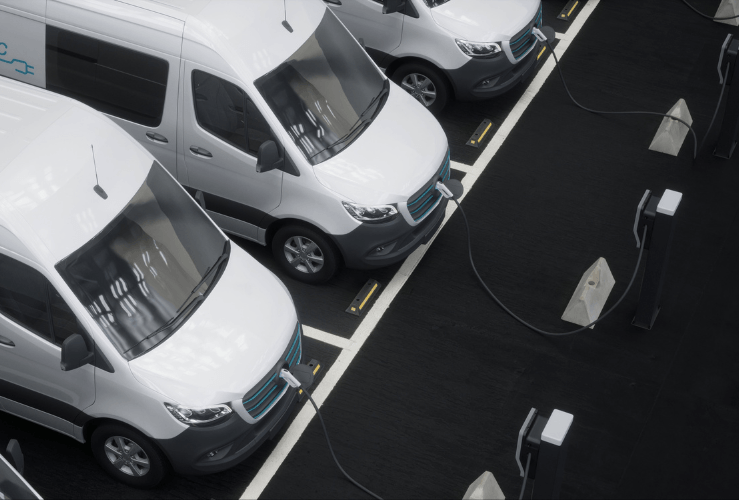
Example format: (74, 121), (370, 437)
(632, 189), (682, 330)
(715, 34), (739, 158)
(517, 408), (574, 499)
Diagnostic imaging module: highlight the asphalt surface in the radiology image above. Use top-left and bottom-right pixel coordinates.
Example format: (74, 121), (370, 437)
(2, 1), (738, 498)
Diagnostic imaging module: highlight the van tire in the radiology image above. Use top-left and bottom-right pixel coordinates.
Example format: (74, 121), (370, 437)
(391, 62), (450, 114)
(91, 423), (170, 488)
(272, 225), (339, 284)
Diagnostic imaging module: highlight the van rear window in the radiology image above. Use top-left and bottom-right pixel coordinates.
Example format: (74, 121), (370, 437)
(46, 26), (168, 127)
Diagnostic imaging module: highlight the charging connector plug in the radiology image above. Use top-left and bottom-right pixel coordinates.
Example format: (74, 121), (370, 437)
(279, 369), (301, 388)
(436, 179), (464, 200)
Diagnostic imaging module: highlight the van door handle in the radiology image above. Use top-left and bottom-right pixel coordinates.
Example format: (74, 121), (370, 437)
(324, 0), (342, 4)
(146, 132), (169, 143)
(190, 146), (213, 158)
(0, 335), (15, 347)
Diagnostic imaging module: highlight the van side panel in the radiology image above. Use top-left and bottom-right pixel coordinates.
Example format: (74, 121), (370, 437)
(0, 1), (46, 88)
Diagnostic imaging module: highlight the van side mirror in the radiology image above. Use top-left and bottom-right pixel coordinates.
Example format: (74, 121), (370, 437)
(383, 0), (406, 15)
(256, 140), (284, 173)
(60, 334), (94, 371)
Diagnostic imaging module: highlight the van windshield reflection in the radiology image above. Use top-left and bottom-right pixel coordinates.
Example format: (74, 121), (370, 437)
(255, 10), (387, 165)
(56, 162), (229, 360)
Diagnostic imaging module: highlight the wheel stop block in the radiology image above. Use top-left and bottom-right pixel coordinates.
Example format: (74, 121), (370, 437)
(346, 279), (381, 316)
(466, 119), (495, 148)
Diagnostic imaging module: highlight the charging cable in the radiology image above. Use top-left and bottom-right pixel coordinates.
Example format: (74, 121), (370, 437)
(279, 369), (383, 500)
(533, 28), (699, 160)
(436, 183), (648, 337)
(519, 453), (532, 500)
(701, 61), (731, 151)
(682, 0), (739, 20)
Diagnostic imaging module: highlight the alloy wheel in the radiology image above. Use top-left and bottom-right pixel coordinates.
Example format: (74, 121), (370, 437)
(400, 73), (437, 107)
(283, 236), (325, 274)
(104, 436), (151, 477)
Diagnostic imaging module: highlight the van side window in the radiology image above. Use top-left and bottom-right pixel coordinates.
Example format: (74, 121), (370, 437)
(192, 70), (272, 156)
(45, 26), (169, 127)
(0, 254), (52, 341)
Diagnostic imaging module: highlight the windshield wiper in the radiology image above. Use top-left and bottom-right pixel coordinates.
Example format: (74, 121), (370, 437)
(309, 79), (390, 160)
(140, 294), (206, 345)
(178, 243), (230, 313)
(126, 241), (231, 353)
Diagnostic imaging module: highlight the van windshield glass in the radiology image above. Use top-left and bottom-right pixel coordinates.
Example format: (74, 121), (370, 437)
(255, 10), (386, 165)
(56, 162), (228, 360)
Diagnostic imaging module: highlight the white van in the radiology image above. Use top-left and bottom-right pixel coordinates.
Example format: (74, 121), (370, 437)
(325, 0), (543, 113)
(0, 0), (451, 284)
(0, 77), (313, 487)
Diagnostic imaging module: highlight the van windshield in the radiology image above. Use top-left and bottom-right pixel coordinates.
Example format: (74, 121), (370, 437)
(255, 10), (387, 165)
(56, 162), (229, 360)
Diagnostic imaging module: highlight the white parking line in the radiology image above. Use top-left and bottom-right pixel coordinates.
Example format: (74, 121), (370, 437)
(450, 160), (473, 173)
(242, 2), (599, 498)
(301, 325), (354, 351)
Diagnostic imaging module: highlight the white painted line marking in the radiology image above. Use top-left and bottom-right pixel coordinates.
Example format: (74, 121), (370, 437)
(450, 160), (473, 172)
(242, 3), (599, 498)
(301, 325), (353, 351)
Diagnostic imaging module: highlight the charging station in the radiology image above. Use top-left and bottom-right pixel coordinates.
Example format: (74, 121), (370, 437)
(632, 189), (682, 330)
(516, 408), (574, 499)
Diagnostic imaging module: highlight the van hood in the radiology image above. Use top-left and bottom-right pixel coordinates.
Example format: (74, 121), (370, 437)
(128, 247), (297, 407)
(429, 0), (540, 42)
(312, 84), (448, 206)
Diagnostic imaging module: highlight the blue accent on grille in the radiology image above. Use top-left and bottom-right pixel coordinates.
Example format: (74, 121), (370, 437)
(243, 324), (302, 419)
(407, 151), (451, 222)
(510, 4), (543, 61)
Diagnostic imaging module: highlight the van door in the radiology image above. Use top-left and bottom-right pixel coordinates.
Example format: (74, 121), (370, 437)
(325, 0), (404, 66)
(0, 253), (95, 437)
(43, 23), (182, 176)
(181, 63), (282, 242)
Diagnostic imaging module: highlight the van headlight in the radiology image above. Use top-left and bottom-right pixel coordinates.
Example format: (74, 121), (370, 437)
(164, 403), (232, 426)
(342, 202), (398, 223)
(455, 39), (502, 59)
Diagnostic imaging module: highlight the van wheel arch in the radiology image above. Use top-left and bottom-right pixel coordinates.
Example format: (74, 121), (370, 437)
(266, 219), (344, 283)
(266, 219), (344, 264)
(386, 57), (455, 100)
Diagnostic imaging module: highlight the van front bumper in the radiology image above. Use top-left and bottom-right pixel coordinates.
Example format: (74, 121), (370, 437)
(334, 197), (448, 270)
(446, 43), (541, 101)
(156, 387), (299, 475)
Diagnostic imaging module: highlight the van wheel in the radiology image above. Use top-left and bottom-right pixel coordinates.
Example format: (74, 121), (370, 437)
(391, 62), (450, 114)
(272, 225), (339, 284)
(91, 423), (169, 488)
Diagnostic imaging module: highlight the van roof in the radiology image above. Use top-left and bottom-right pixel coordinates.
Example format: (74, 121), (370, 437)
(51, 0), (327, 85)
(0, 77), (152, 269)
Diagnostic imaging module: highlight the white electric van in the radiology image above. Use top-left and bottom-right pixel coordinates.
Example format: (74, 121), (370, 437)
(0, 0), (451, 284)
(0, 77), (311, 488)
(326, 0), (543, 113)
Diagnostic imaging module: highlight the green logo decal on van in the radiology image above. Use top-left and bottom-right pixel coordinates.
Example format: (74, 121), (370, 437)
(0, 43), (35, 75)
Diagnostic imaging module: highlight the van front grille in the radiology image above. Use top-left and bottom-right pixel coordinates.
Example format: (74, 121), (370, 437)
(509, 3), (543, 61)
(407, 150), (451, 223)
(242, 323), (302, 420)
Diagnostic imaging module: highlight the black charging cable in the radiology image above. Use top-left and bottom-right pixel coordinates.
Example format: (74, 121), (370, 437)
(302, 387), (384, 500)
(701, 62), (731, 150)
(451, 197), (648, 337)
(543, 38), (699, 159)
(682, 0), (739, 20)
(518, 453), (532, 500)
